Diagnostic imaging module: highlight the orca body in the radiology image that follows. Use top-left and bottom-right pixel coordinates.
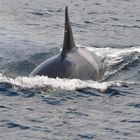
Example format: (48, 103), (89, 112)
(30, 6), (105, 80)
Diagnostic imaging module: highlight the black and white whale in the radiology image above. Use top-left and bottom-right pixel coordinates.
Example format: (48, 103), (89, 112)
(30, 6), (105, 80)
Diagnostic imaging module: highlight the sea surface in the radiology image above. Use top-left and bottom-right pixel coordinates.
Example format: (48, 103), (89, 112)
(0, 0), (140, 140)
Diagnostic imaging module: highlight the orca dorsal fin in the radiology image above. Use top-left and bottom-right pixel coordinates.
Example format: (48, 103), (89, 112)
(61, 6), (76, 57)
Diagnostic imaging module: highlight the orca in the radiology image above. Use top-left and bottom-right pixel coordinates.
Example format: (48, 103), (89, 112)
(30, 6), (105, 80)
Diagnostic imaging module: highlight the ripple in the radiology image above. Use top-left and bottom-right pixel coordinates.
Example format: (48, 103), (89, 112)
(6, 122), (29, 130)
(29, 48), (59, 64)
(3, 59), (35, 77)
(0, 82), (13, 90)
(66, 108), (88, 117)
(29, 119), (43, 123)
(93, 2), (101, 6)
(88, 11), (98, 15)
(42, 97), (62, 105)
(0, 119), (10, 123)
(30, 11), (51, 17)
(127, 103), (140, 108)
(110, 17), (120, 21)
(32, 12), (44, 16)
(106, 88), (124, 97)
(104, 128), (131, 136)
(30, 126), (51, 133)
(121, 120), (140, 123)
(77, 88), (101, 96)
(78, 133), (95, 139)
(133, 25), (140, 28)
(136, 19), (140, 22)
(24, 92), (35, 98)
(84, 20), (93, 24)
(0, 82), (19, 96)
(26, 108), (34, 111)
(0, 105), (12, 109)
(26, 23), (40, 26)
(56, 9), (62, 13)
(2, 91), (19, 96)
(111, 24), (132, 28)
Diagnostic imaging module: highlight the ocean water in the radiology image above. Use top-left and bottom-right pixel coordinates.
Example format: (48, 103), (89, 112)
(0, 0), (140, 140)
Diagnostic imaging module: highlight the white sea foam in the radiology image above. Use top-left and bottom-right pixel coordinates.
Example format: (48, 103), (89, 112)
(78, 45), (140, 60)
(77, 45), (140, 56)
(82, 45), (140, 78)
(0, 73), (136, 92)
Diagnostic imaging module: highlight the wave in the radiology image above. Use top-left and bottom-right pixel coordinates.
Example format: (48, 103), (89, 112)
(0, 74), (135, 93)
(82, 45), (140, 79)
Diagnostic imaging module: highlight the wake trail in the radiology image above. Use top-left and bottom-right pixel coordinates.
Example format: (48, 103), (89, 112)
(0, 46), (139, 92)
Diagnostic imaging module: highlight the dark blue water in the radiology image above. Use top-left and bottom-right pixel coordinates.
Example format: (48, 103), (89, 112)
(0, 0), (140, 139)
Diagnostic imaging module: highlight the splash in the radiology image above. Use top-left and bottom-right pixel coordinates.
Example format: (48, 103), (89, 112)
(0, 73), (135, 92)
(82, 45), (140, 79)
